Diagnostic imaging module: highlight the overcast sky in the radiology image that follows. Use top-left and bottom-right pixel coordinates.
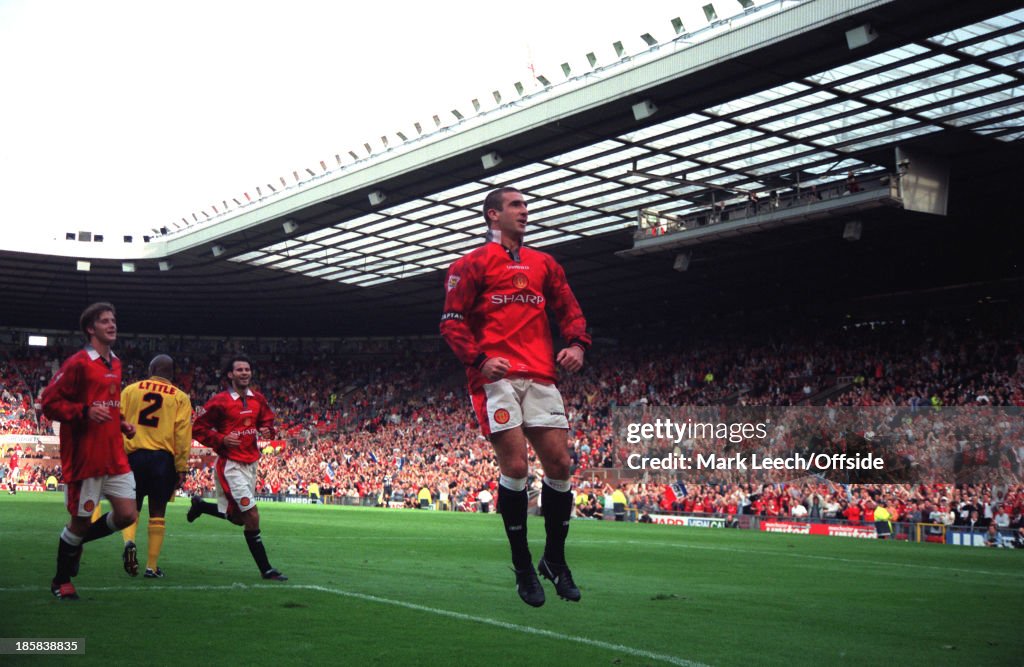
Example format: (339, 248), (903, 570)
(0, 1), (736, 244)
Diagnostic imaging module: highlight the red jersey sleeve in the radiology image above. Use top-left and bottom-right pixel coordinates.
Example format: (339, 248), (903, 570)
(256, 392), (276, 437)
(544, 254), (591, 351)
(440, 255), (487, 369)
(192, 397), (226, 452)
(40, 355), (87, 423)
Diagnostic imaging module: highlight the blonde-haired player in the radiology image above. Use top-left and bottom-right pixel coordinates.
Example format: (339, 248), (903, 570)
(120, 354), (192, 578)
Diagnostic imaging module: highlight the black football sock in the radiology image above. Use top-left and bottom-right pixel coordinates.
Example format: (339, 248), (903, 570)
(55, 531), (82, 584)
(198, 500), (227, 519)
(244, 530), (273, 573)
(82, 512), (116, 543)
(542, 482), (573, 565)
(498, 484), (532, 570)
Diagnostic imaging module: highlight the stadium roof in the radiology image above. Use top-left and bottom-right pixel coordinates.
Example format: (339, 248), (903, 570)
(3, 0), (1023, 338)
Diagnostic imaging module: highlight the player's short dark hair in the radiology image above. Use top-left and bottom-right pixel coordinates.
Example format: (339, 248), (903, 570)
(79, 302), (115, 338)
(482, 187), (521, 227)
(149, 354), (174, 378)
(224, 354), (253, 378)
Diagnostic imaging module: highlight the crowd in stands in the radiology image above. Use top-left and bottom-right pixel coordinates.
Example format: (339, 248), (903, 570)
(2, 314), (1022, 527)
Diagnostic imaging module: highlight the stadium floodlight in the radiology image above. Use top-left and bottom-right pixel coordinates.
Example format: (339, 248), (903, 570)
(122, 262), (136, 273)
(76, 260), (91, 272)
(702, 3), (718, 21)
(481, 151), (502, 170)
(846, 24), (877, 50)
(158, 261), (172, 271)
(283, 220), (299, 234)
(472, 99), (481, 112)
(632, 99), (658, 121)
(613, 41), (626, 58)
(414, 122), (423, 135)
(451, 108), (464, 121)
(28, 335), (47, 347)
(514, 82), (525, 95)
(671, 17), (685, 34)
(492, 90), (502, 103)
(561, 62), (571, 77)
(368, 190), (387, 206)
(536, 75), (551, 87)
(641, 33), (658, 47)
(348, 150), (359, 161)
(396, 131), (408, 142)
(212, 245), (226, 257)
(586, 52), (598, 68)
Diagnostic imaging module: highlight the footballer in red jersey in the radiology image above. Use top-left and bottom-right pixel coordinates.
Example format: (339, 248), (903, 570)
(188, 355), (287, 581)
(441, 186), (590, 607)
(6, 445), (19, 494)
(40, 302), (140, 599)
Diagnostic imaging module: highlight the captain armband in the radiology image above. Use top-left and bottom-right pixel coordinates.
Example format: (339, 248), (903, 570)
(440, 311), (465, 322)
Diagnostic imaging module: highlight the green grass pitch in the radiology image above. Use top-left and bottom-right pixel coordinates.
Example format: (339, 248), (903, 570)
(1, 493), (1021, 666)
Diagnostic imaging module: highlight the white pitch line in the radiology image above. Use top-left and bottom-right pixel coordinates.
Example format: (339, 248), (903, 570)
(0, 583), (710, 667)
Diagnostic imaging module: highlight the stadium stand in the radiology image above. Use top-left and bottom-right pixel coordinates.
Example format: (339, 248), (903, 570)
(3, 308), (1021, 541)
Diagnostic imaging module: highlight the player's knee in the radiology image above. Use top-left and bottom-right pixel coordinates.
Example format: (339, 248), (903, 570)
(544, 455), (571, 480)
(500, 460), (529, 479)
(114, 509), (139, 529)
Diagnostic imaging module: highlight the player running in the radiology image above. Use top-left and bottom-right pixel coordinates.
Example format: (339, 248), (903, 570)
(188, 355), (287, 581)
(41, 302), (139, 600)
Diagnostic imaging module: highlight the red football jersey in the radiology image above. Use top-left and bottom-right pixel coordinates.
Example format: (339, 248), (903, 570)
(193, 388), (275, 463)
(441, 239), (590, 390)
(40, 347), (131, 483)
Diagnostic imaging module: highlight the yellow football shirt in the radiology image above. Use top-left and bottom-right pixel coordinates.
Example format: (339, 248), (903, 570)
(121, 376), (193, 472)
